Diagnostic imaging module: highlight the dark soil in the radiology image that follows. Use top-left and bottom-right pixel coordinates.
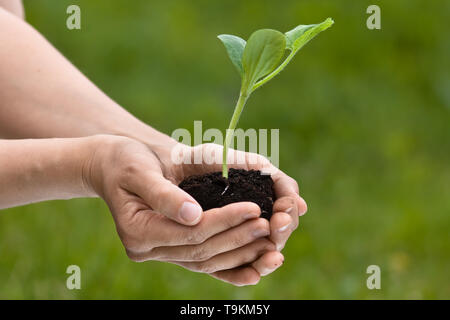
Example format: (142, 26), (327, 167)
(179, 168), (275, 220)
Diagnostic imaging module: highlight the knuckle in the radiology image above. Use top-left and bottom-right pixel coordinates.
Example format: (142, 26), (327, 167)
(223, 212), (238, 229)
(186, 229), (207, 245)
(282, 195), (295, 206)
(230, 234), (246, 248)
(253, 218), (270, 232)
(123, 162), (139, 176)
(243, 202), (261, 217)
(263, 240), (276, 252)
(190, 244), (211, 261)
(274, 196), (296, 213)
(118, 162), (140, 185)
(256, 238), (276, 252)
(196, 261), (216, 274)
(144, 247), (164, 261)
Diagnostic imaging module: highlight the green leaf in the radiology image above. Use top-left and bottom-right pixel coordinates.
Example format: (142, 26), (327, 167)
(218, 19), (334, 178)
(241, 29), (286, 93)
(251, 18), (334, 91)
(285, 17), (334, 53)
(285, 24), (316, 50)
(217, 34), (246, 76)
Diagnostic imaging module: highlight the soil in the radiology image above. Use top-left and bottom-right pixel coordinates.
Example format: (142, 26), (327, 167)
(178, 168), (275, 220)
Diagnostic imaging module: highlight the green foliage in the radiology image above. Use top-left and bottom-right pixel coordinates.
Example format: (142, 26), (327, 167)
(241, 29), (286, 93)
(285, 18), (334, 52)
(217, 34), (246, 76)
(219, 18), (333, 177)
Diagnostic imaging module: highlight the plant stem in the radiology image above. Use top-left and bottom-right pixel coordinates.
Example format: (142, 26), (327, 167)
(222, 92), (249, 178)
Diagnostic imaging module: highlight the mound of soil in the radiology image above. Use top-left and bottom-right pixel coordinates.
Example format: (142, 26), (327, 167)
(179, 168), (275, 220)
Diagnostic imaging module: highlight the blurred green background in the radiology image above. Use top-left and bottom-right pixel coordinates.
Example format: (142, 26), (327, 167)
(0, 0), (449, 299)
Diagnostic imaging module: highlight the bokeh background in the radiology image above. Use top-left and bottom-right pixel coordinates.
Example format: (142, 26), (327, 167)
(0, 0), (449, 299)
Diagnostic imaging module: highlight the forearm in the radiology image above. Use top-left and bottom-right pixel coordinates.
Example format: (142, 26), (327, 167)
(0, 8), (175, 150)
(0, 136), (97, 209)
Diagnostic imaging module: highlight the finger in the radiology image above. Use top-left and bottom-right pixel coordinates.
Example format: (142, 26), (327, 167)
(270, 197), (299, 251)
(271, 170), (308, 216)
(251, 251), (284, 276)
(269, 212), (293, 251)
(181, 144), (269, 175)
(172, 238), (275, 274)
(124, 202), (261, 252)
(210, 266), (260, 286)
(128, 170), (205, 226)
(149, 218), (270, 262)
(241, 152), (307, 217)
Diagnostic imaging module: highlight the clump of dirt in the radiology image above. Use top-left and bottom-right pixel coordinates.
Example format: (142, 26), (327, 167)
(179, 168), (275, 220)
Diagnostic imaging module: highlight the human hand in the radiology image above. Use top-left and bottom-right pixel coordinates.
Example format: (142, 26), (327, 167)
(83, 135), (276, 286)
(157, 143), (308, 284)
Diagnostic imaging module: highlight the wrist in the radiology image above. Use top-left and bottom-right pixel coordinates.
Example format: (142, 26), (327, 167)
(81, 134), (120, 199)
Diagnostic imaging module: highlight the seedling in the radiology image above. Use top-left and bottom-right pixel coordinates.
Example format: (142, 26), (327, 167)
(218, 17), (334, 178)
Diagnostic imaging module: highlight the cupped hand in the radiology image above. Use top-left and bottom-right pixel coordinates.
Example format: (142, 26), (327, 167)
(83, 135), (275, 286)
(160, 143), (308, 285)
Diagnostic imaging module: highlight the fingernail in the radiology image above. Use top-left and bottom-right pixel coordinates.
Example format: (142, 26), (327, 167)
(285, 207), (293, 214)
(277, 223), (290, 233)
(179, 202), (202, 223)
(252, 229), (269, 238)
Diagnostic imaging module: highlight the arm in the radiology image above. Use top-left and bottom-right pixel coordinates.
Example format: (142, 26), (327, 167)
(0, 135), (275, 286)
(0, 8), (173, 154)
(0, 137), (95, 208)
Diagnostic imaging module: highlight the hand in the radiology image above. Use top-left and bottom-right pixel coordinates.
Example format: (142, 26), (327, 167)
(157, 143), (308, 284)
(84, 135), (275, 286)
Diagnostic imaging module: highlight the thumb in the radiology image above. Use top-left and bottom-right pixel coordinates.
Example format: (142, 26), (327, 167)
(131, 171), (204, 226)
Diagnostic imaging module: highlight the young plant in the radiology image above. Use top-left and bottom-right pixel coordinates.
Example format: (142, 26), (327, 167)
(218, 17), (334, 178)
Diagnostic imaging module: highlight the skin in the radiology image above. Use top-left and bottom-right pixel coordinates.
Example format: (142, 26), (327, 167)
(0, 0), (23, 18)
(0, 5), (307, 286)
